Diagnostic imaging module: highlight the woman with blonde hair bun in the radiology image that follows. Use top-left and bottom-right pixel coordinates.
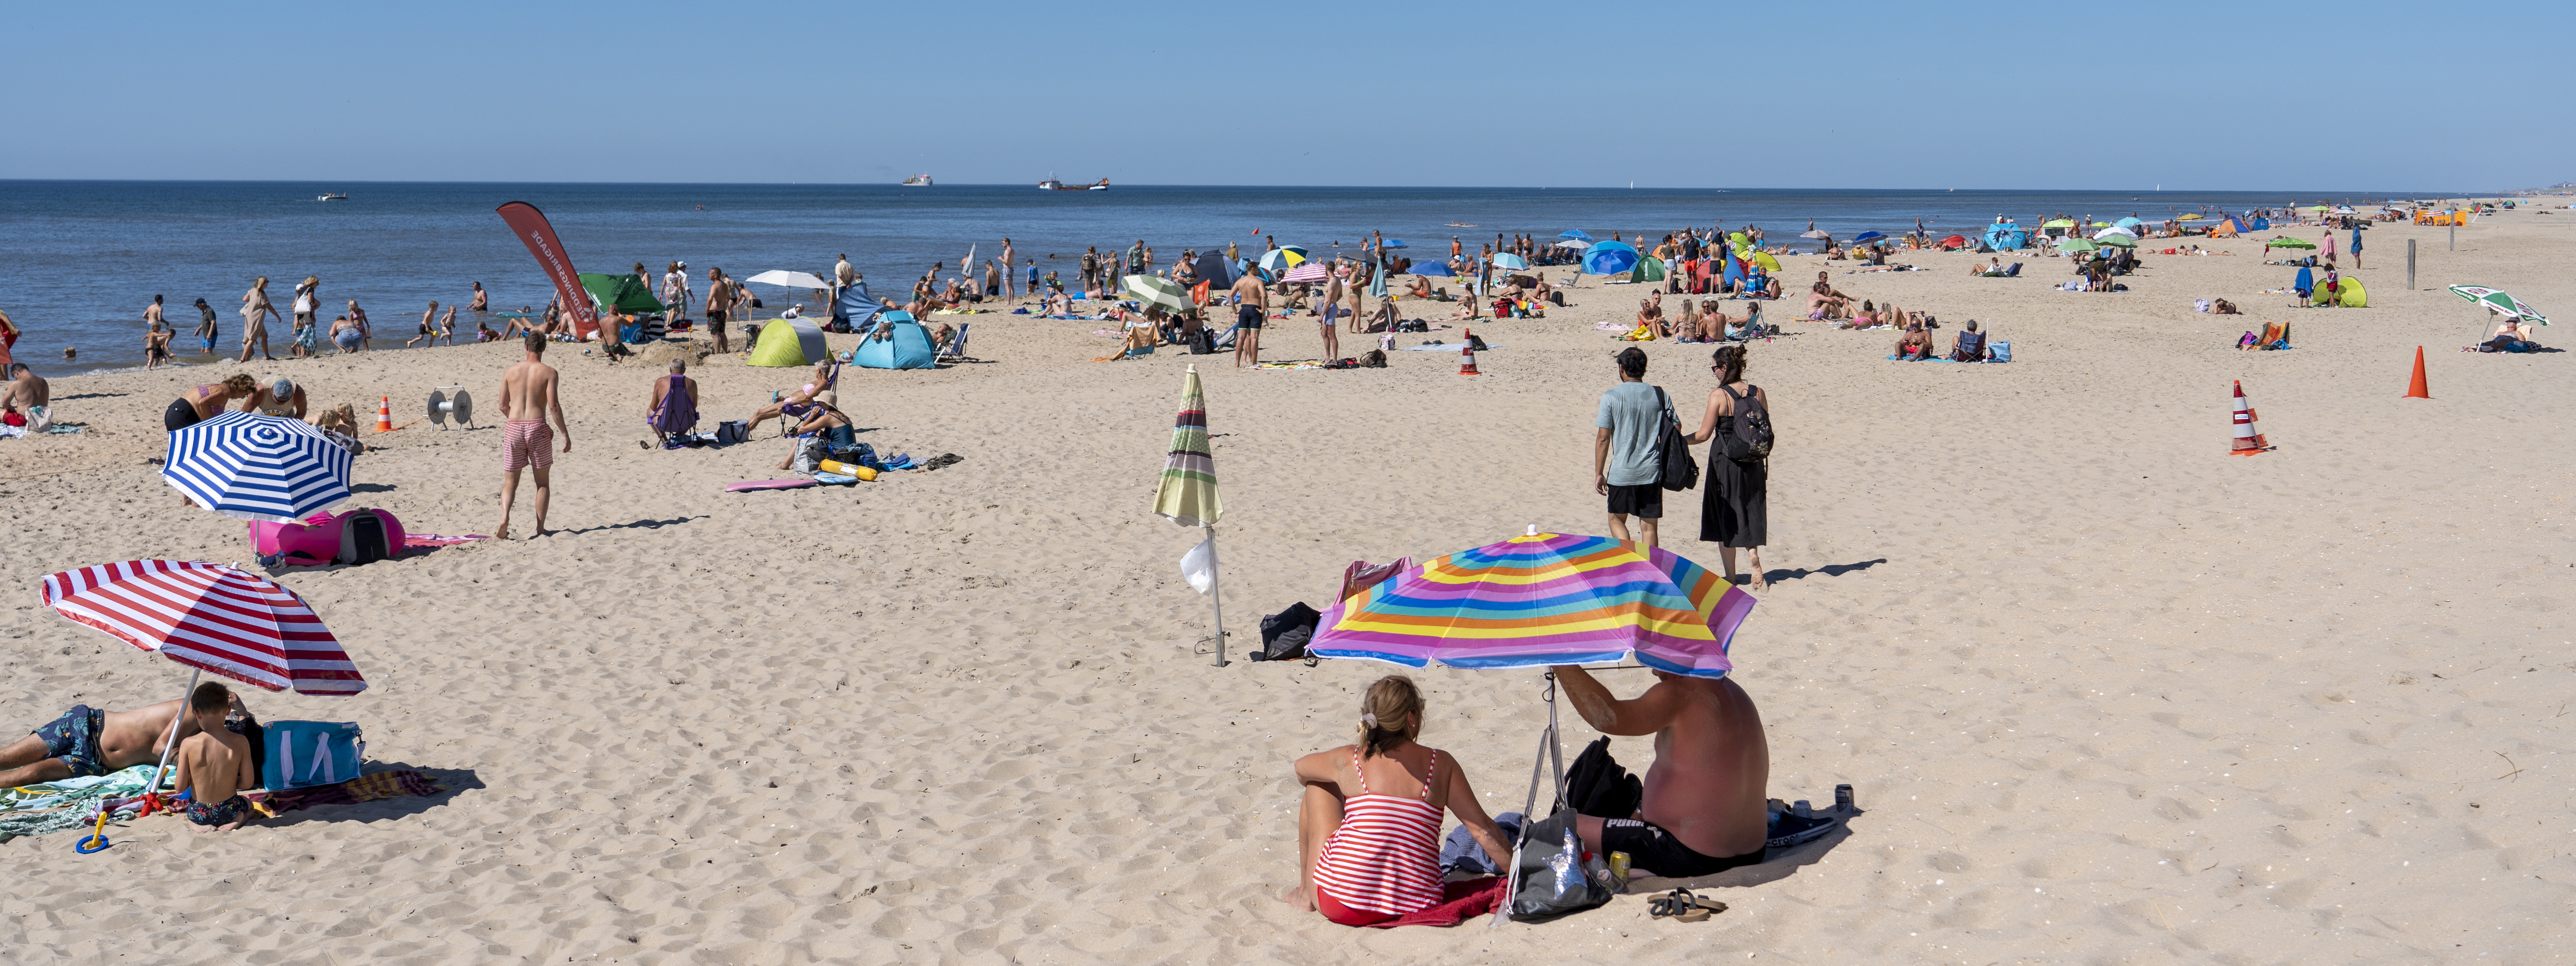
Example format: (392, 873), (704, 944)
(1286, 675), (1513, 926)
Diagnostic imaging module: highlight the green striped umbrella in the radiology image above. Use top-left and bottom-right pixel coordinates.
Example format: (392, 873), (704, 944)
(2094, 234), (2137, 248)
(1121, 275), (1191, 313)
(2450, 285), (2547, 325)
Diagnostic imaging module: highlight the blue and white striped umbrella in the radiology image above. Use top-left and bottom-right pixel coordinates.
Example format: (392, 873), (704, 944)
(162, 412), (353, 522)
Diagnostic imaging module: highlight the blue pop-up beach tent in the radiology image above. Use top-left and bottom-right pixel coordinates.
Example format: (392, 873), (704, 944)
(833, 280), (884, 328)
(854, 310), (937, 369)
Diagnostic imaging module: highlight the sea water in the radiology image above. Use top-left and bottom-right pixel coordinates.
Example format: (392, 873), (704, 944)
(0, 181), (2433, 374)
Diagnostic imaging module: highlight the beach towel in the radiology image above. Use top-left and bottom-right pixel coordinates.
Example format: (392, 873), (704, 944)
(0, 764), (163, 841)
(1360, 877), (1507, 928)
(249, 769), (442, 819)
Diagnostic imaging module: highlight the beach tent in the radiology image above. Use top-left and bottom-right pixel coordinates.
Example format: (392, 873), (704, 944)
(1983, 222), (2029, 250)
(1193, 252), (1237, 289)
(1937, 234), (1969, 249)
(1747, 251), (1782, 272)
(832, 280), (884, 328)
(1582, 241), (1640, 276)
(2313, 278), (2368, 308)
(747, 316), (827, 367)
(1629, 256), (1666, 284)
(2208, 219), (2241, 238)
(853, 312), (937, 369)
(579, 273), (666, 316)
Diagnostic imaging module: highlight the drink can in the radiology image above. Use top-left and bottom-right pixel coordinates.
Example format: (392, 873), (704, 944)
(1608, 851), (1631, 886)
(1835, 784), (1855, 813)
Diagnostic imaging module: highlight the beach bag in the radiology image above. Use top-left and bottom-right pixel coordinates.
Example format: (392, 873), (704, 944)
(1719, 385), (1773, 463)
(261, 721), (364, 790)
(1511, 811), (1615, 921)
(336, 508), (402, 565)
(1988, 341), (2011, 363)
(1254, 602), (1322, 662)
(714, 420), (750, 445)
(789, 436), (825, 473)
(1188, 328), (1215, 354)
(1652, 388), (1698, 492)
(1362, 349), (1386, 368)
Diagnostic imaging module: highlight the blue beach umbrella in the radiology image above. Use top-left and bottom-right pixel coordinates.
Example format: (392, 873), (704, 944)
(1381, 239), (1408, 248)
(2113, 217), (2145, 229)
(1491, 253), (1530, 270)
(1558, 230), (1593, 241)
(162, 412), (354, 523)
(1411, 262), (1455, 277)
(1850, 231), (1887, 243)
(1581, 241), (1639, 276)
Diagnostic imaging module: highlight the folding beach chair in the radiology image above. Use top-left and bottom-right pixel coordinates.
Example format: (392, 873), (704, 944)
(937, 323), (972, 361)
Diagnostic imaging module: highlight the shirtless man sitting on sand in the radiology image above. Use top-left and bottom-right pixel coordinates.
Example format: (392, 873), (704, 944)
(1539, 666), (1830, 878)
(0, 688), (255, 787)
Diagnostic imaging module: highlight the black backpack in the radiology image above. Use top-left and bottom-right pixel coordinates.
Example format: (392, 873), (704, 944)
(1188, 328), (1216, 354)
(1254, 602), (1322, 662)
(1720, 385), (1774, 463)
(1654, 388), (1699, 492)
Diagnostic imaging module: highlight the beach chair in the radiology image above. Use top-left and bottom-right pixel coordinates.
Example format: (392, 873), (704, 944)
(648, 374), (698, 448)
(937, 323), (972, 361)
(2004, 262), (2023, 277)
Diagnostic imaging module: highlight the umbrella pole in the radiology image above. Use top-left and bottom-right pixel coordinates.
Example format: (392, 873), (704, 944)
(1206, 525), (1228, 667)
(1491, 672), (1571, 929)
(144, 667), (202, 801)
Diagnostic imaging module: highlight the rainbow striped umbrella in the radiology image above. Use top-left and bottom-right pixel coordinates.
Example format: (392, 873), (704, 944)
(1309, 531), (1753, 678)
(1151, 365), (1221, 527)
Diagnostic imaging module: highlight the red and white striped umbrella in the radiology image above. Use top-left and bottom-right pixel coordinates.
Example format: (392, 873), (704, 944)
(40, 560), (365, 695)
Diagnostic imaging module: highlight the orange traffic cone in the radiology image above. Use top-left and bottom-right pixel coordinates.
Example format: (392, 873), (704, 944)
(2228, 380), (2268, 455)
(2403, 346), (2431, 399)
(375, 396), (394, 432)
(1457, 336), (1480, 376)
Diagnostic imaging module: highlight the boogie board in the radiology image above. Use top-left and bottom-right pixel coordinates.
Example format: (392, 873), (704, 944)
(723, 479), (817, 493)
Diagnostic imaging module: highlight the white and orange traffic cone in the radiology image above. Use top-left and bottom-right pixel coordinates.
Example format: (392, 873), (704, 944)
(375, 396), (394, 432)
(1458, 329), (1480, 375)
(2228, 380), (2267, 455)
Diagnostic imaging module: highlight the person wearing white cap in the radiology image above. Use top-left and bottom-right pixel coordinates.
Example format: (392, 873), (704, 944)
(243, 377), (305, 419)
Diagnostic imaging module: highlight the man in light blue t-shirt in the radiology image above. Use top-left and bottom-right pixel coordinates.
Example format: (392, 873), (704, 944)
(1594, 346), (1666, 547)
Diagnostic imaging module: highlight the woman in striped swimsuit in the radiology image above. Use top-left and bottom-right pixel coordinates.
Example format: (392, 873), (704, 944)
(1289, 676), (1514, 926)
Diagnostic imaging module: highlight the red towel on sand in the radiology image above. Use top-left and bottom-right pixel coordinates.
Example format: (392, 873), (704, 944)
(1363, 876), (1507, 928)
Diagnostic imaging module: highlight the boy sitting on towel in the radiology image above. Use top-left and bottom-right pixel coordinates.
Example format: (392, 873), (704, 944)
(171, 682), (258, 833)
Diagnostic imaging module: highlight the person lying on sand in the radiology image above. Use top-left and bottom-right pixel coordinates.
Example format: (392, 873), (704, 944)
(2475, 319), (2541, 353)
(170, 682), (258, 834)
(1285, 675), (1513, 926)
(0, 689), (254, 787)
(1534, 665), (1829, 879)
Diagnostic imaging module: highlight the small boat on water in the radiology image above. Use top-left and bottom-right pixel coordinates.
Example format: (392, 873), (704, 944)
(1038, 176), (1109, 191)
(901, 174), (932, 187)
(317, 192), (348, 201)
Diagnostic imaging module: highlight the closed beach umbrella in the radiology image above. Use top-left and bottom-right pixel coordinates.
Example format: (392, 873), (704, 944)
(1153, 366), (1230, 663)
(1411, 262), (1455, 277)
(1581, 240), (1639, 276)
(1151, 367), (1222, 528)
(1121, 275), (1191, 312)
(1279, 262), (1330, 283)
(2059, 238), (2099, 252)
(1558, 230), (1593, 241)
(2450, 285), (2547, 325)
(2094, 234), (2137, 248)
(1490, 253), (1529, 270)
(163, 412), (352, 523)
(1310, 531), (1753, 678)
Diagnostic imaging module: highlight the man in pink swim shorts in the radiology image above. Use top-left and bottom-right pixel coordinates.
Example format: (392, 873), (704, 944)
(495, 333), (571, 538)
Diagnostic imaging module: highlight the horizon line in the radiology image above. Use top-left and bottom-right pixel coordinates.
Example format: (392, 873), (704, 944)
(0, 177), (2509, 195)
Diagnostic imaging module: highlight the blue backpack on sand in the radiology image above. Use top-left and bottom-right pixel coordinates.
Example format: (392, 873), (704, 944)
(261, 721), (364, 790)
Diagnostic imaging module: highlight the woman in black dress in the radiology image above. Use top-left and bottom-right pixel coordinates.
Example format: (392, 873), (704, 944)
(1684, 344), (1769, 590)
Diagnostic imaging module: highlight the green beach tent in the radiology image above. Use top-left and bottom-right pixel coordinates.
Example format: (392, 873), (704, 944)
(1629, 256), (1666, 283)
(578, 273), (666, 316)
(746, 317), (811, 366)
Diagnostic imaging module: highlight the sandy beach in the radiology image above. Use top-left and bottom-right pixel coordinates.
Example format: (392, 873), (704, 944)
(3, 204), (2571, 964)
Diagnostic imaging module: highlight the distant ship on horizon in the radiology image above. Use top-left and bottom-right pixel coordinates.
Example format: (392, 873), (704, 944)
(1038, 175), (1108, 191)
(901, 173), (932, 187)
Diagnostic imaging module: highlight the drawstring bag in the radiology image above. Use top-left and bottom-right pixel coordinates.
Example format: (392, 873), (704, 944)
(1987, 341), (2011, 363)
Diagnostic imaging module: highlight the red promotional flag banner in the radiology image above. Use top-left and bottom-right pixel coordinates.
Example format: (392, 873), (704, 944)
(496, 201), (599, 341)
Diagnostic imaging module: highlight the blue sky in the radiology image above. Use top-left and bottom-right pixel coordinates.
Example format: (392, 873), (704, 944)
(4, 0), (2564, 190)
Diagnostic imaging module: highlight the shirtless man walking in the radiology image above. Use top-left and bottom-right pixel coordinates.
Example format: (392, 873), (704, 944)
(998, 237), (1017, 302)
(495, 333), (571, 539)
(1230, 269), (1268, 368)
(1536, 665), (1825, 878)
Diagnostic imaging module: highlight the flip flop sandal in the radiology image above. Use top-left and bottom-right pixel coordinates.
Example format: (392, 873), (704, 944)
(1648, 888), (1725, 923)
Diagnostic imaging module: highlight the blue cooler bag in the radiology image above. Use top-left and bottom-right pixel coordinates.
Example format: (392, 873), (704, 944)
(262, 721), (365, 790)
